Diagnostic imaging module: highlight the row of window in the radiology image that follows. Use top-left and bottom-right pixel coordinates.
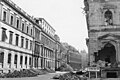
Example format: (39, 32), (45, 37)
(34, 44), (55, 58)
(2, 8), (33, 36)
(41, 34), (56, 49)
(0, 52), (32, 67)
(43, 48), (54, 58)
(34, 57), (55, 68)
(1, 28), (32, 50)
(42, 20), (55, 36)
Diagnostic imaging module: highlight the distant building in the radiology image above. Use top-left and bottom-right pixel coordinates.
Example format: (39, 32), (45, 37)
(69, 51), (81, 70)
(62, 43), (82, 70)
(80, 50), (88, 68)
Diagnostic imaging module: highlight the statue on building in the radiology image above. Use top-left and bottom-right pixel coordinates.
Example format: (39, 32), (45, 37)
(104, 9), (113, 25)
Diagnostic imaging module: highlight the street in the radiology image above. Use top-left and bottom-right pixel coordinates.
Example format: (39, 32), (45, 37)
(0, 71), (67, 80)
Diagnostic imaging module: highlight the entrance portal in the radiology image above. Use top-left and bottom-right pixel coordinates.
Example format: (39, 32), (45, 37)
(95, 43), (116, 67)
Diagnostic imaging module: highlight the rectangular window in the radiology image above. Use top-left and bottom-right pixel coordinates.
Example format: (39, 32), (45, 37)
(9, 31), (13, 44)
(22, 23), (24, 32)
(31, 29), (33, 35)
(26, 38), (28, 49)
(1, 28), (7, 42)
(15, 34), (19, 46)
(27, 26), (29, 33)
(25, 56), (27, 65)
(10, 15), (13, 25)
(30, 40), (32, 50)
(8, 53), (11, 64)
(29, 57), (31, 65)
(20, 56), (23, 64)
(16, 18), (19, 28)
(21, 36), (24, 48)
(14, 55), (17, 64)
(3, 11), (7, 22)
(0, 52), (4, 64)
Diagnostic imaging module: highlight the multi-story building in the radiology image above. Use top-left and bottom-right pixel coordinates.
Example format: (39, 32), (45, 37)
(33, 23), (42, 69)
(0, 0), (34, 73)
(68, 51), (81, 70)
(84, 0), (120, 67)
(62, 43), (82, 70)
(54, 34), (61, 70)
(0, 0), (69, 72)
(35, 18), (56, 70)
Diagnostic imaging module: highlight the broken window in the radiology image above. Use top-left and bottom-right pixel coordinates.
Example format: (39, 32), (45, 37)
(104, 10), (113, 25)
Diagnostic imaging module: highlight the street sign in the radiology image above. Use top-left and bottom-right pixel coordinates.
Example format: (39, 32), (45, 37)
(87, 67), (100, 72)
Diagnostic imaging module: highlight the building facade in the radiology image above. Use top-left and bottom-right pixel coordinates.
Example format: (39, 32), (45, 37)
(33, 23), (42, 69)
(35, 18), (56, 70)
(84, 0), (120, 67)
(68, 50), (81, 70)
(0, 0), (74, 73)
(0, 0), (34, 73)
(54, 34), (62, 70)
(62, 43), (82, 70)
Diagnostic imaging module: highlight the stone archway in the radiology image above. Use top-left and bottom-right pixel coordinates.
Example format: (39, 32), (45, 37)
(95, 43), (116, 66)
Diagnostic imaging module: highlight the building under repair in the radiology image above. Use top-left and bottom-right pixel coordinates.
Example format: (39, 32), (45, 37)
(84, 0), (120, 78)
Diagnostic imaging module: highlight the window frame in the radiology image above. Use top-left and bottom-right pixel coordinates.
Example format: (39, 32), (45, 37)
(26, 38), (28, 49)
(1, 28), (7, 42)
(10, 13), (14, 26)
(15, 34), (19, 46)
(16, 17), (20, 29)
(22, 22), (25, 32)
(8, 53), (11, 64)
(9, 31), (13, 44)
(2, 8), (7, 22)
(21, 36), (24, 48)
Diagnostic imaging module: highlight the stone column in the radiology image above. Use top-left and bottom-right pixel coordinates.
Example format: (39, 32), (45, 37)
(17, 52), (20, 70)
(27, 55), (29, 69)
(13, 13), (16, 27)
(117, 42), (120, 67)
(7, 9), (10, 23)
(22, 54), (25, 69)
(0, 3), (3, 20)
(3, 49), (8, 73)
(11, 51), (15, 70)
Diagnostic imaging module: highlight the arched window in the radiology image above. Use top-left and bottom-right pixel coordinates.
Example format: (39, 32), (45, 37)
(104, 9), (113, 25)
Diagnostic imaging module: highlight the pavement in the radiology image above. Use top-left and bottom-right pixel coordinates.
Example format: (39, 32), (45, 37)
(0, 71), (67, 80)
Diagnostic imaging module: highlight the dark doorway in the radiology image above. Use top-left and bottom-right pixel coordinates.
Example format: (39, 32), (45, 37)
(96, 43), (116, 66)
(107, 72), (117, 78)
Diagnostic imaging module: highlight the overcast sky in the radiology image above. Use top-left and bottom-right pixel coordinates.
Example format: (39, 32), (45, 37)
(12, 0), (88, 52)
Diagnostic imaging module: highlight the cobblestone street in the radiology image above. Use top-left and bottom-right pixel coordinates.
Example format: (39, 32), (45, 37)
(0, 72), (66, 80)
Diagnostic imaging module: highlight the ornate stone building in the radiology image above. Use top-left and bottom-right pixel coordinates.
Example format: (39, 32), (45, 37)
(0, 0), (34, 73)
(84, 0), (120, 67)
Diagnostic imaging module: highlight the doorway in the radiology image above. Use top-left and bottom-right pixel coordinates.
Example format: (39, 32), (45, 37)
(95, 43), (116, 66)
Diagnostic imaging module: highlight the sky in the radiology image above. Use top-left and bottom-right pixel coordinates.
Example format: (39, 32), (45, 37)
(12, 0), (88, 52)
